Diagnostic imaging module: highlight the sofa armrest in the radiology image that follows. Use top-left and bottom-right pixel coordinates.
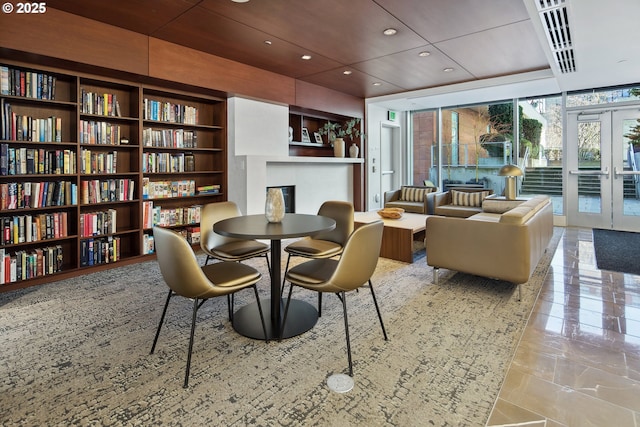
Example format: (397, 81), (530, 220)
(430, 191), (451, 209)
(384, 190), (401, 204)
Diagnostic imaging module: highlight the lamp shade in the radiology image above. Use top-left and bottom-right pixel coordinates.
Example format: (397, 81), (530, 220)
(498, 164), (523, 177)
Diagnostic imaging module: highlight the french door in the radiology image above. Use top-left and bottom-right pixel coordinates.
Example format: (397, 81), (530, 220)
(567, 108), (640, 231)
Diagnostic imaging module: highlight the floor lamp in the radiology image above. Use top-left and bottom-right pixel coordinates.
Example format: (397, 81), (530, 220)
(499, 164), (523, 200)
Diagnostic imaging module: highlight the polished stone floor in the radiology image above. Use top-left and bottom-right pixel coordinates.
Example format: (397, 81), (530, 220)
(487, 227), (640, 426)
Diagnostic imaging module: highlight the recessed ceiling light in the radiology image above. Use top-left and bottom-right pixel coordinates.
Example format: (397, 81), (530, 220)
(383, 28), (397, 36)
(264, 40), (272, 45)
(231, 0), (250, 3)
(343, 70), (352, 75)
(372, 82), (382, 86)
(418, 51), (431, 57)
(443, 67), (454, 72)
(301, 54), (312, 60)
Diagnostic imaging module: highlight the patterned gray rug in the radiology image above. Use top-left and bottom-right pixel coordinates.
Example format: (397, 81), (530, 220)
(0, 228), (563, 426)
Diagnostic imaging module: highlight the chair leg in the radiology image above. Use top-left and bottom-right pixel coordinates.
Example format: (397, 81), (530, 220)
(279, 283), (295, 340)
(184, 297), (199, 389)
(433, 267), (439, 285)
(227, 294), (234, 321)
(281, 254), (292, 297)
(150, 289), (173, 354)
(318, 292), (322, 317)
(204, 254), (212, 265)
(340, 291), (353, 377)
(263, 253), (271, 278)
(368, 280), (388, 341)
(252, 285), (269, 343)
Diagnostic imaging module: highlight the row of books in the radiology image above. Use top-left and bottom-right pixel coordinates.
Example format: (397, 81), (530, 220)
(142, 226), (200, 255)
(0, 66), (57, 100)
(143, 99), (198, 125)
(79, 209), (117, 238)
(142, 201), (201, 229)
(1, 100), (63, 142)
(80, 89), (122, 117)
(80, 236), (121, 267)
(1, 145), (76, 176)
(142, 128), (198, 148)
(0, 245), (63, 285)
(81, 179), (135, 204)
(142, 178), (195, 199)
(142, 152), (194, 173)
(0, 181), (76, 210)
(80, 149), (117, 174)
(0, 212), (68, 245)
(80, 120), (127, 145)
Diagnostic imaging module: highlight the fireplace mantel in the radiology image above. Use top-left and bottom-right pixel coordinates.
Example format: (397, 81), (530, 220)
(231, 155), (363, 215)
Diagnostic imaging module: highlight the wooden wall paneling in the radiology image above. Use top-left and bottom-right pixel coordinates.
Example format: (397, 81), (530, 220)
(0, 8), (149, 76)
(295, 80), (364, 118)
(148, 38), (295, 105)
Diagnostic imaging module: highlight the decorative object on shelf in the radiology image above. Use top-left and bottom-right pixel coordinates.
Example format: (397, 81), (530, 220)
(313, 132), (323, 144)
(349, 143), (359, 158)
(288, 126), (293, 143)
(377, 207), (404, 219)
(318, 117), (364, 153)
(301, 127), (311, 143)
(498, 164), (523, 200)
(334, 137), (345, 158)
(265, 187), (285, 223)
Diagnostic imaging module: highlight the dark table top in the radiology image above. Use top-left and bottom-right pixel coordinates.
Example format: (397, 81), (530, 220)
(213, 213), (335, 240)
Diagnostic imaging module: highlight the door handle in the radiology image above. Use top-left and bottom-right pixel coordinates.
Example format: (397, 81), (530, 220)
(614, 167), (640, 177)
(569, 167), (609, 178)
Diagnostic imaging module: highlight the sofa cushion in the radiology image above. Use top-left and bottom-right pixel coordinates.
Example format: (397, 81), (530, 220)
(385, 200), (424, 214)
(434, 205), (481, 218)
(400, 186), (429, 202)
(450, 190), (491, 207)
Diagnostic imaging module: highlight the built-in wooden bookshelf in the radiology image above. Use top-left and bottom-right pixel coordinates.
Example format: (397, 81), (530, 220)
(0, 60), (226, 291)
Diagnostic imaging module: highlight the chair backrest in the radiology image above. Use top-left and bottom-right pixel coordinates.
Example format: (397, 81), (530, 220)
(154, 226), (215, 298)
(327, 220), (383, 292)
(312, 200), (354, 245)
(200, 201), (243, 252)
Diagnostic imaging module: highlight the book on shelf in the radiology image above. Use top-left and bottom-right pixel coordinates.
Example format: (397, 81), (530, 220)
(197, 184), (221, 194)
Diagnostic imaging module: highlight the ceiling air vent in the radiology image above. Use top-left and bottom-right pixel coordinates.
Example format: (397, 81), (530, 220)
(536, 0), (576, 73)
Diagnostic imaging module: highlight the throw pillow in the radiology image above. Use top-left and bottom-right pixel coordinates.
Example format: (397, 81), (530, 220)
(400, 187), (427, 202)
(451, 190), (491, 207)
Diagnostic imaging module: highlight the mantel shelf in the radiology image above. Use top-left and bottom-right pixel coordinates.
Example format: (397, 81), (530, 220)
(251, 155), (364, 164)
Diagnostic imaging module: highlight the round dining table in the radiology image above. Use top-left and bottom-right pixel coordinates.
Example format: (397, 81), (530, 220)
(213, 213), (336, 340)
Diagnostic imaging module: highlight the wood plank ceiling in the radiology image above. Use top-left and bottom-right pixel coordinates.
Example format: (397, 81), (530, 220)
(46, 0), (550, 99)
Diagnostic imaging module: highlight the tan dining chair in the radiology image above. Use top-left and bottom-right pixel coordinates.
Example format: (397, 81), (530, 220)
(200, 201), (271, 276)
(281, 220), (387, 376)
(282, 200), (354, 313)
(150, 226), (267, 388)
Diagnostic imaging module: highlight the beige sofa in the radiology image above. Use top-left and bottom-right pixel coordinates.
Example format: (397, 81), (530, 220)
(424, 195), (553, 299)
(384, 185), (437, 214)
(428, 188), (494, 218)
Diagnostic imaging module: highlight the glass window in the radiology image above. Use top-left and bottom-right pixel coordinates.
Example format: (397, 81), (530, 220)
(518, 95), (564, 214)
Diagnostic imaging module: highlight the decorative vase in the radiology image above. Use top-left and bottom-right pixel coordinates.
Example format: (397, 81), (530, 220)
(333, 137), (345, 158)
(265, 188), (285, 223)
(349, 143), (359, 158)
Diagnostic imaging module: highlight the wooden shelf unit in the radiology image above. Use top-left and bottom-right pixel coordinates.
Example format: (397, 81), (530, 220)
(0, 60), (227, 292)
(288, 108), (360, 157)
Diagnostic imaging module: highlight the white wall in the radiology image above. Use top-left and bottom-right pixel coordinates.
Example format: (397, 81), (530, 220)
(227, 97), (361, 215)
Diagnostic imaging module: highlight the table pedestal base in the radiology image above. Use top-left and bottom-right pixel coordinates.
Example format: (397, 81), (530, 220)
(233, 298), (318, 340)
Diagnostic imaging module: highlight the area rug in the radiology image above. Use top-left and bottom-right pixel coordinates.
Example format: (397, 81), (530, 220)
(593, 228), (640, 276)
(0, 228), (563, 426)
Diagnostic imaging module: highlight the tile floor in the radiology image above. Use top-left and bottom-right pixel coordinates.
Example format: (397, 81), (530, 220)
(487, 227), (640, 427)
